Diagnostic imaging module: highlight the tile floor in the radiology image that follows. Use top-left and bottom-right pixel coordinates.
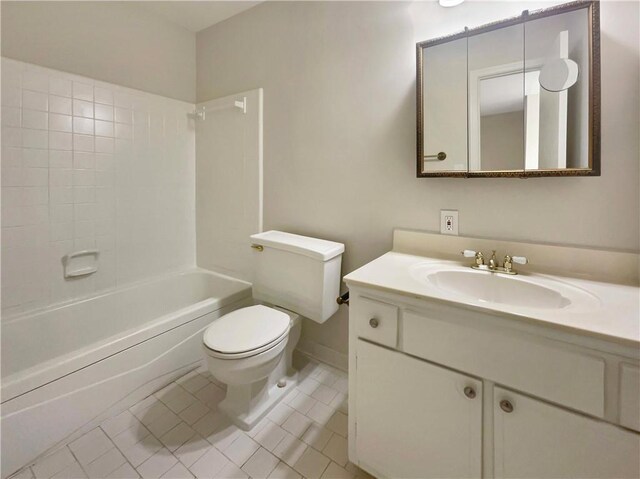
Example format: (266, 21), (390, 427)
(12, 360), (373, 479)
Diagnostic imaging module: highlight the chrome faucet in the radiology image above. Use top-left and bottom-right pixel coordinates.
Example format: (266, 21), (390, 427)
(461, 250), (528, 275)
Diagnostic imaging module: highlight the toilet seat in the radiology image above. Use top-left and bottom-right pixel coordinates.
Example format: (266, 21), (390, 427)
(203, 305), (291, 359)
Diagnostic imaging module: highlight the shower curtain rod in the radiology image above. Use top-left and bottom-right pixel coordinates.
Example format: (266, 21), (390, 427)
(193, 96), (246, 120)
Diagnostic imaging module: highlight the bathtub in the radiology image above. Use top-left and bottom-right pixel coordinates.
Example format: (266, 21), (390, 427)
(0, 269), (252, 478)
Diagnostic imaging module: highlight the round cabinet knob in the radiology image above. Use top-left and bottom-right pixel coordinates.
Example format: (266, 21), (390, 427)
(500, 399), (514, 413)
(463, 387), (476, 399)
(369, 318), (379, 328)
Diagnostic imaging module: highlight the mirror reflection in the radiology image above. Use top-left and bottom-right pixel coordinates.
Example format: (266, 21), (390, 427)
(417, 2), (598, 177)
(468, 23), (524, 172)
(422, 37), (467, 173)
(525, 7), (590, 171)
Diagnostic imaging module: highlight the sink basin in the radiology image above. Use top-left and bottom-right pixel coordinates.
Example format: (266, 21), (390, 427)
(427, 270), (570, 309)
(410, 263), (600, 311)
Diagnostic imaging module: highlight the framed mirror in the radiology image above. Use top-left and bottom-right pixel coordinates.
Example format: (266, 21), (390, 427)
(416, 1), (600, 178)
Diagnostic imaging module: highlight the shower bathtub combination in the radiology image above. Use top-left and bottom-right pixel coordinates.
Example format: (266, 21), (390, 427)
(0, 269), (252, 478)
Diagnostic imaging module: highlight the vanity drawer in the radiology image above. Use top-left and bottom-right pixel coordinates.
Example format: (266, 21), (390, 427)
(352, 296), (398, 348)
(402, 310), (605, 418)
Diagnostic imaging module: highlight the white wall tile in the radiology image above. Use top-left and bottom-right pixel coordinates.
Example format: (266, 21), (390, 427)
(50, 186), (74, 204)
(3, 146), (22, 167)
(73, 152), (94, 170)
(22, 90), (48, 111)
(2, 84), (22, 107)
(2, 166), (23, 187)
(73, 99), (93, 118)
(114, 92), (133, 109)
(3, 127), (22, 147)
(115, 123), (133, 140)
(73, 134), (94, 152)
(73, 82), (94, 102)
(22, 70), (49, 93)
(22, 129), (48, 149)
(95, 104), (114, 121)
(50, 151), (73, 168)
(49, 95), (72, 115)
(24, 186), (49, 205)
(74, 186), (95, 204)
(22, 110), (48, 130)
(49, 169), (72, 187)
(95, 137), (115, 154)
(49, 131), (72, 151)
(49, 77), (72, 98)
(73, 117), (94, 135)
(73, 169), (95, 186)
(23, 168), (48, 186)
(2, 58), (195, 315)
(95, 120), (114, 137)
(49, 113), (73, 132)
(94, 87), (114, 106)
(2, 106), (21, 127)
(23, 148), (49, 168)
(115, 108), (133, 124)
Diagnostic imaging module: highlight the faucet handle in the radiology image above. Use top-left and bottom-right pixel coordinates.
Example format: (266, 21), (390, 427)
(461, 250), (484, 266)
(512, 256), (528, 265)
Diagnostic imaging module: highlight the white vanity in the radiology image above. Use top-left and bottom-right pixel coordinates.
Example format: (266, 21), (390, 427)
(345, 230), (640, 479)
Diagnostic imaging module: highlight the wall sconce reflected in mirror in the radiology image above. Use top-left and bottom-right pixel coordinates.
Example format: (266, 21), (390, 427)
(539, 58), (579, 92)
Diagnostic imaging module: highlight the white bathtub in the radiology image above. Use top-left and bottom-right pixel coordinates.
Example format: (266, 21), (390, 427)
(0, 269), (252, 478)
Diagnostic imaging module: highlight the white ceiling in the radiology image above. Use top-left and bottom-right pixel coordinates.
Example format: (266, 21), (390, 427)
(134, 1), (262, 33)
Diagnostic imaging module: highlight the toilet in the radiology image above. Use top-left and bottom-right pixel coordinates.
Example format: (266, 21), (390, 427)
(202, 230), (344, 430)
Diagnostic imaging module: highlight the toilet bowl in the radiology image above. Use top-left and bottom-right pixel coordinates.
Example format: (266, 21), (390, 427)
(202, 231), (344, 430)
(203, 305), (301, 429)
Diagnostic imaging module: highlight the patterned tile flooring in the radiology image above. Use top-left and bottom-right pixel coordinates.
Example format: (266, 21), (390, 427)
(11, 359), (373, 479)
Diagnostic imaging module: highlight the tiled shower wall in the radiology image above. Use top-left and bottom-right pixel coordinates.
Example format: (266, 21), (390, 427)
(1, 58), (196, 317)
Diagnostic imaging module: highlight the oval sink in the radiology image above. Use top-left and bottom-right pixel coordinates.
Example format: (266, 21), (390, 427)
(409, 263), (601, 311)
(427, 270), (570, 309)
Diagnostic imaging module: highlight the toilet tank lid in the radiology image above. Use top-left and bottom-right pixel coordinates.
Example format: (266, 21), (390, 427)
(250, 231), (344, 261)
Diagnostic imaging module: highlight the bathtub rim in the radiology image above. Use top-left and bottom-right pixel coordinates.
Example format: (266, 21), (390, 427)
(1, 268), (252, 403)
(1, 267), (249, 326)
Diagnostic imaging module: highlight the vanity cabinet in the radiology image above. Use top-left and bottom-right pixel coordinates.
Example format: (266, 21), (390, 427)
(355, 340), (482, 479)
(348, 290), (640, 479)
(493, 386), (640, 479)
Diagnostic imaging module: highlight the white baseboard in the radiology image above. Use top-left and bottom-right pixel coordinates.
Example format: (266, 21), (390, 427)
(295, 339), (348, 372)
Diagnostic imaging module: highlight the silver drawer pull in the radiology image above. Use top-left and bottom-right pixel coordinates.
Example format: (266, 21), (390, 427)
(464, 386), (476, 399)
(500, 399), (514, 413)
(369, 318), (379, 328)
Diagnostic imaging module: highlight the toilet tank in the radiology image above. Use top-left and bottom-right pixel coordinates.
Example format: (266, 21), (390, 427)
(250, 231), (345, 323)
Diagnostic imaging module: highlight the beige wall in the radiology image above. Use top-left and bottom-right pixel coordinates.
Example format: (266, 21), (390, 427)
(196, 1), (640, 358)
(1, 2), (196, 102)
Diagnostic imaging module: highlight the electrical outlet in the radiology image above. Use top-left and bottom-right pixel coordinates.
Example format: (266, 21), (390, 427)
(440, 210), (459, 235)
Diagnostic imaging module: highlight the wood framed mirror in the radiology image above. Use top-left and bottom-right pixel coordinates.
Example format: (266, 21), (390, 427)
(416, 1), (600, 178)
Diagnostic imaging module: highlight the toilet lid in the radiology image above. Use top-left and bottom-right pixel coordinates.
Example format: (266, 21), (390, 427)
(203, 305), (291, 354)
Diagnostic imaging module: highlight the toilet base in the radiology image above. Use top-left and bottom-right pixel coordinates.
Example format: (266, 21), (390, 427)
(208, 307), (302, 430)
(219, 370), (298, 430)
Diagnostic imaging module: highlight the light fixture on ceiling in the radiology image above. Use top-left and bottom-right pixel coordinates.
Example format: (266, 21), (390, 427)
(439, 0), (465, 7)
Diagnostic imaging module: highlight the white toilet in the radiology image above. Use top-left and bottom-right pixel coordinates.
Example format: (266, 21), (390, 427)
(202, 230), (344, 430)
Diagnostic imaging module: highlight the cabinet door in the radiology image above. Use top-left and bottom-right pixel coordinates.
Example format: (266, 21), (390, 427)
(355, 339), (482, 479)
(494, 386), (640, 479)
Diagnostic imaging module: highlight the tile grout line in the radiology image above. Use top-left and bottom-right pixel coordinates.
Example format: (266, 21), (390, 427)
(22, 359), (352, 479)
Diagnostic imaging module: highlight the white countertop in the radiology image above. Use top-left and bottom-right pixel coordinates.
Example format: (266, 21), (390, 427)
(344, 252), (640, 348)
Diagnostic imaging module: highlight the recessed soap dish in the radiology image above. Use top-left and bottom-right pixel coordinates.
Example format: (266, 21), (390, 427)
(62, 250), (99, 279)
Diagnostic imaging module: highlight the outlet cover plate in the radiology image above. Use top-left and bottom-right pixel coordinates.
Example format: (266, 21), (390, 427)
(440, 210), (459, 236)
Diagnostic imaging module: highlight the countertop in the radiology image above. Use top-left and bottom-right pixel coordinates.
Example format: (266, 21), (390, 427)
(344, 252), (640, 348)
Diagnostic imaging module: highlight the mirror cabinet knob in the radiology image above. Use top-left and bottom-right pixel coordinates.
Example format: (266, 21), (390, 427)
(463, 386), (476, 399)
(369, 318), (379, 328)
